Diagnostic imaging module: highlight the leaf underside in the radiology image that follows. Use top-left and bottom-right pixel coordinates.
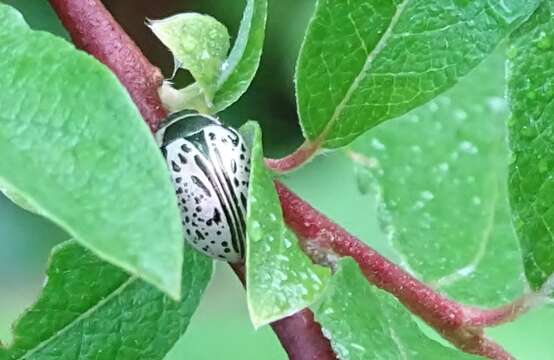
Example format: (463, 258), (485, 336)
(350, 50), (524, 306)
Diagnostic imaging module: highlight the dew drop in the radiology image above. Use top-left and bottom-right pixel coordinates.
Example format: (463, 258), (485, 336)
(454, 109), (468, 120)
(437, 162), (449, 172)
(486, 97), (507, 113)
(506, 46), (518, 59)
(420, 191), (434, 201)
(428, 101), (439, 112)
(371, 138), (386, 151)
(459, 141), (478, 154)
(250, 221), (262, 241)
(536, 31), (552, 50)
(283, 237), (293, 248)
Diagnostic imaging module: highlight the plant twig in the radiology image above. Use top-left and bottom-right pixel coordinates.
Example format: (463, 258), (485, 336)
(48, 1), (527, 359)
(266, 139), (320, 173)
(231, 264), (337, 360)
(275, 181), (522, 359)
(48, 1), (336, 359)
(49, 0), (166, 131)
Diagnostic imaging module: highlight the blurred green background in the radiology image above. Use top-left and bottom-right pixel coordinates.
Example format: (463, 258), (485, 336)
(1, 1), (553, 359)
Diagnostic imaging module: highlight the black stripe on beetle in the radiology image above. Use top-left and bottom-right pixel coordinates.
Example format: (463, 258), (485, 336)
(156, 111), (251, 263)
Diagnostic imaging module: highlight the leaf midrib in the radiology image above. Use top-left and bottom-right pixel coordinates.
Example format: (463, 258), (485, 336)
(313, 0), (411, 145)
(13, 276), (136, 359)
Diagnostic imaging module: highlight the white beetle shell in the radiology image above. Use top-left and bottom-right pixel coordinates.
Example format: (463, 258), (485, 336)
(157, 111), (250, 262)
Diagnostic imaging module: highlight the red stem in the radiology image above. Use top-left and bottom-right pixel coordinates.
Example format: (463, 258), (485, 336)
(231, 264), (337, 360)
(48, 1), (336, 358)
(49, 0), (166, 132)
(276, 181), (519, 359)
(48, 1), (523, 359)
(266, 140), (320, 173)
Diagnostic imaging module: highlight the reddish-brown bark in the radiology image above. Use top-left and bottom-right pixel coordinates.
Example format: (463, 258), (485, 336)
(276, 182), (520, 359)
(231, 264), (337, 360)
(49, 0), (166, 131)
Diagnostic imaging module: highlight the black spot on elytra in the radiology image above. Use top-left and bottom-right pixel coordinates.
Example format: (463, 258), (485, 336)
(212, 208), (222, 224)
(171, 161), (181, 172)
(240, 193), (247, 208)
(228, 133), (239, 146)
(216, 231), (222, 235)
(224, 248), (230, 253)
(240, 154), (245, 160)
(194, 153), (241, 253)
(176, 188), (183, 195)
(195, 230), (205, 240)
(234, 178), (239, 187)
(202, 245), (209, 252)
(176, 177), (182, 183)
(195, 206), (202, 212)
(240, 143), (246, 152)
(231, 160), (237, 174)
(186, 229), (191, 235)
(222, 241), (228, 247)
(178, 153), (188, 164)
(184, 216), (190, 223)
(181, 143), (191, 153)
(209, 132), (216, 140)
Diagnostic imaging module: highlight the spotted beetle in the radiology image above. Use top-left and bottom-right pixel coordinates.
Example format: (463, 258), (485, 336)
(156, 111), (250, 262)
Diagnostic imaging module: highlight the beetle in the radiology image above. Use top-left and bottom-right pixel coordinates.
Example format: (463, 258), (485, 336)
(156, 111), (250, 262)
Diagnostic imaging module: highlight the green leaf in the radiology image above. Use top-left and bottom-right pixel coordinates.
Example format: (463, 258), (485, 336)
(213, 0), (268, 112)
(312, 258), (479, 360)
(0, 185), (37, 214)
(149, 13), (230, 102)
(0, 2), (27, 34)
(0, 5), (184, 298)
(507, 0), (554, 291)
(296, 0), (540, 149)
(349, 51), (524, 306)
(240, 122), (331, 327)
(0, 241), (213, 360)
